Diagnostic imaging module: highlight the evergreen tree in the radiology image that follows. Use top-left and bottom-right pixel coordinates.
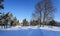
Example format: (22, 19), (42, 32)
(22, 19), (28, 26)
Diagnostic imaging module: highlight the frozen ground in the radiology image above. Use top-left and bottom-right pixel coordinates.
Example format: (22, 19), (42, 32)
(0, 25), (60, 31)
(0, 25), (60, 36)
(0, 28), (60, 36)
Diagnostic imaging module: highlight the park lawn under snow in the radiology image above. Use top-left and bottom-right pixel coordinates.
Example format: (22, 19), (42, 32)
(0, 25), (60, 36)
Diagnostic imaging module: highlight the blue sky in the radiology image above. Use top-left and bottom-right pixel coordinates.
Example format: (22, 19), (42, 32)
(1, 0), (60, 22)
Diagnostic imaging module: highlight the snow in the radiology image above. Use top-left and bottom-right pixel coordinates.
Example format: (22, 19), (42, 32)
(0, 25), (60, 31)
(40, 25), (60, 31)
(0, 25), (60, 36)
(0, 29), (60, 36)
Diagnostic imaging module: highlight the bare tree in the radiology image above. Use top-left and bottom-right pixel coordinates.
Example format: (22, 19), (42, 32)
(32, 0), (55, 26)
(42, 0), (55, 24)
(35, 1), (43, 24)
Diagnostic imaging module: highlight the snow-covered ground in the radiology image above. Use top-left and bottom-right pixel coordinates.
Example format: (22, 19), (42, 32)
(0, 25), (60, 31)
(0, 25), (60, 36)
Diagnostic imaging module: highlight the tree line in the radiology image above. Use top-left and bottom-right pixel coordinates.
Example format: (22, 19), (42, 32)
(0, 12), (20, 28)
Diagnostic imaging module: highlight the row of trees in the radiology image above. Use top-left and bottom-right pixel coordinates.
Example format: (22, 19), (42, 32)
(19, 0), (56, 26)
(0, 12), (20, 28)
(22, 18), (56, 26)
(0, 12), (56, 28)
